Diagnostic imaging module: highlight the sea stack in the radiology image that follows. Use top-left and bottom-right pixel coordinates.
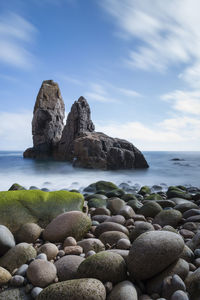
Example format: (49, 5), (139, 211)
(24, 80), (149, 169)
(23, 80), (65, 159)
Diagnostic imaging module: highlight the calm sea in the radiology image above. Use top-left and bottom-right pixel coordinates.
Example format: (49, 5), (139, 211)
(0, 151), (199, 191)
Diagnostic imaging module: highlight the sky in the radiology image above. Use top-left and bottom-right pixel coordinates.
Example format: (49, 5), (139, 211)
(0, 0), (200, 151)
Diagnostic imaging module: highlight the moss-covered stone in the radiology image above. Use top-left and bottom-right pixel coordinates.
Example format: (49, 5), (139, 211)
(167, 186), (192, 200)
(84, 181), (118, 193)
(106, 189), (125, 198)
(88, 198), (107, 208)
(77, 251), (127, 283)
(0, 190), (84, 233)
(139, 186), (151, 196)
(8, 183), (26, 191)
(145, 193), (163, 200)
(121, 194), (138, 202)
(138, 201), (162, 218)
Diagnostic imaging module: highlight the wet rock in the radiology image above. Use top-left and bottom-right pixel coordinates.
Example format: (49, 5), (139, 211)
(153, 210), (182, 227)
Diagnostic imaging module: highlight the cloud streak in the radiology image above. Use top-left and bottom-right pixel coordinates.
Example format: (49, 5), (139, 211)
(0, 12), (36, 68)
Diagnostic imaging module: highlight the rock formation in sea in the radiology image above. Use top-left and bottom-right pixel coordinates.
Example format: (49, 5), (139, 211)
(23, 80), (65, 159)
(24, 80), (149, 169)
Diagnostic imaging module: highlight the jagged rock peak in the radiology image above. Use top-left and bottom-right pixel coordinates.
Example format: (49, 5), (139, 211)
(23, 80), (65, 158)
(56, 96), (95, 160)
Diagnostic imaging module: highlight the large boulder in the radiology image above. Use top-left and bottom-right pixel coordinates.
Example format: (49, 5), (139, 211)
(37, 278), (106, 300)
(24, 80), (65, 158)
(43, 211), (91, 242)
(127, 231), (184, 280)
(0, 190), (84, 233)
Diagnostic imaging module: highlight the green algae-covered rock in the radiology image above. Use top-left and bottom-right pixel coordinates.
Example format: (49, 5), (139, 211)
(88, 198), (107, 208)
(167, 186), (192, 200)
(0, 190), (84, 233)
(8, 183), (26, 191)
(77, 251), (127, 283)
(84, 181), (118, 193)
(0, 243), (36, 273)
(121, 194), (138, 202)
(138, 201), (162, 218)
(37, 278), (106, 300)
(145, 193), (163, 200)
(139, 186), (151, 196)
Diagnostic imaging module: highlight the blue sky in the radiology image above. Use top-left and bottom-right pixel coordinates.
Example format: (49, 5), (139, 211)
(0, 0), (200, 151)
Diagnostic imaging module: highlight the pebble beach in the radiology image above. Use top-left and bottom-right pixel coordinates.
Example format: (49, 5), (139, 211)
(0, 180), (200, 299)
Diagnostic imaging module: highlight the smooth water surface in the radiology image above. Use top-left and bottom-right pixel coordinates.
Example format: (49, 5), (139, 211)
(0, 151), (199, 191)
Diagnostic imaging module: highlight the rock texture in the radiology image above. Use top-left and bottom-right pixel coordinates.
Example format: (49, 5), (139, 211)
(24, 80), (149, 169)
(24, 80), (65, 158)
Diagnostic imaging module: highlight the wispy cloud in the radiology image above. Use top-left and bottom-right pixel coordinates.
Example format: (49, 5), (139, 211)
(162, 90), (200, 115)
(0, 12), (37, 69)
(85, 82), (141, 103)
(57, 74), (83, 86)
(101, 0), (200, 73)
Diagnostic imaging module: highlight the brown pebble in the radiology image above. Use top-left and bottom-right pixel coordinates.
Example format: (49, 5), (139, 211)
(64, 246), (83, 255)
(63, 237), (77, 248)
(179, 229), (195, 239)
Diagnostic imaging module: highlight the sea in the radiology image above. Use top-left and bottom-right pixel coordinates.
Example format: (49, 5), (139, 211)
(0, 151), (200, 192)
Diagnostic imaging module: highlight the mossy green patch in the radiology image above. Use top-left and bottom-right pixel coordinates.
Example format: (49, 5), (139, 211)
(84, 181), (118, 193)
(0, 190), (84, 233)
(145, 193), (163, 200)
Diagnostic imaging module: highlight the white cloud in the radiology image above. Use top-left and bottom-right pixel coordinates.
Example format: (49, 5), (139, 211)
(0, 12), (36, 68)
(96, 116), (200, 151)
(101, 0), (200, 73)
(162, 90), (200, 115)
(0, 111), (32, 150)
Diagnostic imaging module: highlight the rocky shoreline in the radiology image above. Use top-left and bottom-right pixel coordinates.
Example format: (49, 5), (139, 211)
(0, 181), (200, 299)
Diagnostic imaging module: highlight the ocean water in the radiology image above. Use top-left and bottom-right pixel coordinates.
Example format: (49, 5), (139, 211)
(0, 151), (200, 192)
